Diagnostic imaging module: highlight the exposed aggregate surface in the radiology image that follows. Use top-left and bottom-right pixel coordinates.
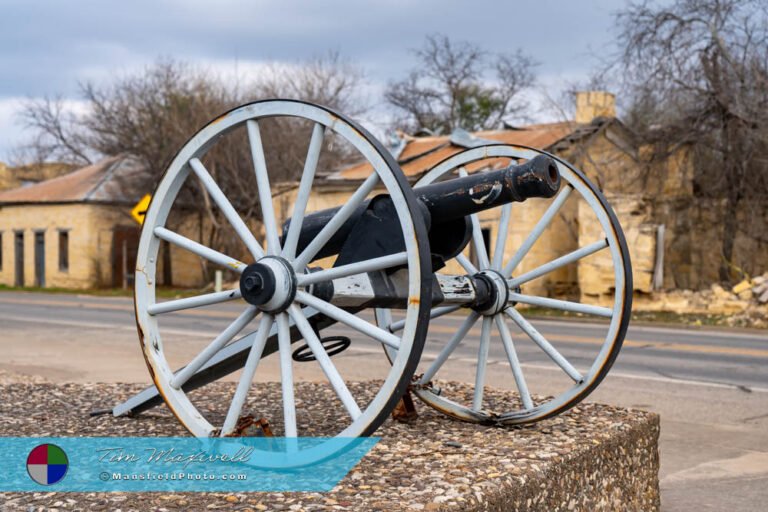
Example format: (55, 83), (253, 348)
(0, 374), (659, 511)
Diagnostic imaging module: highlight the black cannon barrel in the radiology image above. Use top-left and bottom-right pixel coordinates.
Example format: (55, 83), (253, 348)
(282, 155), (560, 261)
(415, 154), (560, 222)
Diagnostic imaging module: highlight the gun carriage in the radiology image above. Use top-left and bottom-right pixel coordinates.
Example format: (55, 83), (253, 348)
(117, 100), (632, 442)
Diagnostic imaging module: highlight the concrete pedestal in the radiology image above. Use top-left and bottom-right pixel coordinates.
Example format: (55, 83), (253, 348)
(0, 380), (660, 511)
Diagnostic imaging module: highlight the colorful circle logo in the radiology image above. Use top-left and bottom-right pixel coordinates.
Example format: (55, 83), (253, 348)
(26, 444), (68, 485)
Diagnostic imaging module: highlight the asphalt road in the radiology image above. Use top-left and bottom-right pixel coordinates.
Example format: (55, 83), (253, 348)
(1, 290), (767, 510)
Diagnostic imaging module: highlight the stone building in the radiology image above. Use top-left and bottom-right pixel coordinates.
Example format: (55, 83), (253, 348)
(0, 155), (224, 290)
(284, 92), (660, 304)
(0, 157), (148, 289)
(296, 91), (767, 305)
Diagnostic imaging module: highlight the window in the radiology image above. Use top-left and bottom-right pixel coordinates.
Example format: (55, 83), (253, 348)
(59, 230), (69, 272)
(470, 227), (493, 267)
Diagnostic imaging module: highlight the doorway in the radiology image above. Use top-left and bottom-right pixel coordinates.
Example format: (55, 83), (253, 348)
(14, 231), (24, 287)
(112, 226), (140, 288)
(34, 231), (45, 287)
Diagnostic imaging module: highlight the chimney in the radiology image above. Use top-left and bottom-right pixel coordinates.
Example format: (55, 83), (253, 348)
(575, 91), (616, 123)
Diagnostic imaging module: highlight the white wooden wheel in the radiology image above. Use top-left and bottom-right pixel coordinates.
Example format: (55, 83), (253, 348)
(379, 144), (632, 425)
(134, 100), (432, 442)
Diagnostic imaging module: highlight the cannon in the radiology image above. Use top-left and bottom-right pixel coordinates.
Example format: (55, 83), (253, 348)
(117, 99), (632, 440)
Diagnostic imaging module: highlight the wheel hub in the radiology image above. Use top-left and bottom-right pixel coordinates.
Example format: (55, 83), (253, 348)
(472, 269), (510, 316)
(239, 256), (297, 313)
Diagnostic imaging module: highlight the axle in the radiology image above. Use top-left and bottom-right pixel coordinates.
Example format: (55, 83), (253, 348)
(282, 155), (561, 262)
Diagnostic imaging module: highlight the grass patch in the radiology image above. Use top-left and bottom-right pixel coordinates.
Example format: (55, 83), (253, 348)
(0, 284), (204, 299)
(520, 305), (730, 328)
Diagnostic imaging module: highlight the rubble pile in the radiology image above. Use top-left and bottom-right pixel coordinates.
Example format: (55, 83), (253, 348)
(632, 272), (768, 328)
(746, 273), (768, 304)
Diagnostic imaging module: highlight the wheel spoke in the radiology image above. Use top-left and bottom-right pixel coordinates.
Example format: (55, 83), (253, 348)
(189, 158), (265, 260)
(509, 293), (613, 318)
(456, 253), (478, 275)
(469, 213), (491, 270)
(374, 308), (393, 331)
(220, 314), (275, 436)
(293, 172), (379, 270)
(276, 312), (298, 437)
(282, 123), (325, 260)
(171, 306), (259, 389)
(154, 227), (247, 273)
(297, 252), (407, 287)
(246, 120), (281, 255)
(507, 239), (608, 288)
(458, 168), (490, 269)
(494, 315), (534, 410)
(148, 288), (242, 315)
(472, 316), (493, 410)
(502, 184), (572, 277)
(389, 304), (460, 333)
(491, 203), (512, 270)
(504, 307), (582, 382)
(288, 304), (362, 420)
(294, 290), (400, 349)
(419, 312), (479, 383)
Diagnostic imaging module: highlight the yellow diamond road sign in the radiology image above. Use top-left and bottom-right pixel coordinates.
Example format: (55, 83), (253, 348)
(131, 194), (152, 225)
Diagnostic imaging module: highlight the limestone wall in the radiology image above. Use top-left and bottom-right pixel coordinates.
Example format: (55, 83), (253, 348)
(0, 203), (134, 289)
(574, 91), (616, 123)
(0, 202), (222, 291)
(561, 128), (641, 195)
(164, 211), (209, 288)
(0, 163), (12, 191)
(578, 193), (768, 303)
(560, 129), (693, 200)
(456, 195), (578, 298)
(0, 162), (74, 191)
(578, 195), (659, 305)
(684, 198), (768, 287)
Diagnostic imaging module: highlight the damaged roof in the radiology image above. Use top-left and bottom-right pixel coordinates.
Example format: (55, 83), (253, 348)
(0, 156), (147, 206)
(332, 120), (605, 182)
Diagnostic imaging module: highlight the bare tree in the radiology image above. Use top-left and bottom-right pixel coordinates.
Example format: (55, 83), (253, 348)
(18, 55), (367, 187)
(615, 0), (768, 281)
(18, 60), (238, 182)
(255, 51), (367, 117)
(17, 56), (367, 279)
(251, 52), (368, 183)
(385, 34), (537, 134)
(17, 96), (94, 166)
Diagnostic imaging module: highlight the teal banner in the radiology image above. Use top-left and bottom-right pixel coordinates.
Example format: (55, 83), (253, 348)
(1, 437), (378, 492)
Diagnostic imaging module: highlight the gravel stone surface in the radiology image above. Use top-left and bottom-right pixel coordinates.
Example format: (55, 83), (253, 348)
(0, 375), (659, 511)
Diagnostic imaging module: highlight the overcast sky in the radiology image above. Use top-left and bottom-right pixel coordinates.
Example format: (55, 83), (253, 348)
(0, 0), (632, 162)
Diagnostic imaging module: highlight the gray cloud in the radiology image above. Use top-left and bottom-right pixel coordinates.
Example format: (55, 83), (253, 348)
(0, 0), (628, 159)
